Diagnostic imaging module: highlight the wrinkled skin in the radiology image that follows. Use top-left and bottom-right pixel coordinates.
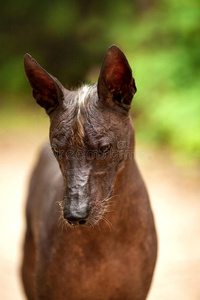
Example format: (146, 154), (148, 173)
(49, 90), (131, 225)
(21, 46), (157, 300)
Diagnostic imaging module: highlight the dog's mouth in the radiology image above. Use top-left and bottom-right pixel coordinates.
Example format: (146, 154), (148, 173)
(61, 189), (114, 228)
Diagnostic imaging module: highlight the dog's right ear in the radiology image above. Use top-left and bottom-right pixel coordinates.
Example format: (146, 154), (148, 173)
(24, 54), (65, 115)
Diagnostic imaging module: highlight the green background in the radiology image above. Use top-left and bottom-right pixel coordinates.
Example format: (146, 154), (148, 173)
(1, 0), (200, 163)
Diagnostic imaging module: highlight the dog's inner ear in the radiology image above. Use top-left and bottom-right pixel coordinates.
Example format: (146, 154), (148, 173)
(97, 45), (137, 110)
(24, 54), (64, 114)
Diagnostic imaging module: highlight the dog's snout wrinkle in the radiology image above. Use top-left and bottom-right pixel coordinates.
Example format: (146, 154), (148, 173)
(67, 165), (91, 189)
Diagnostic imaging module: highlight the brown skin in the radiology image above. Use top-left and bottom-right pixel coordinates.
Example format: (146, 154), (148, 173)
(21, 46), (157, 300)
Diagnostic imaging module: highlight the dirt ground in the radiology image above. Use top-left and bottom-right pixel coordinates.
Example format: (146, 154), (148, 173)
(0, 131), (200, 300)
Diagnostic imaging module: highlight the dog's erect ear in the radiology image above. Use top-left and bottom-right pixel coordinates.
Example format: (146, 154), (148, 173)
(97, 45), (137, 111)
(24, 54), (65, 115)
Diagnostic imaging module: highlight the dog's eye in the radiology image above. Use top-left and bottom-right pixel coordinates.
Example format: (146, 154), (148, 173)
(52, 147), (61, 159)
(99, 144), (111, 155)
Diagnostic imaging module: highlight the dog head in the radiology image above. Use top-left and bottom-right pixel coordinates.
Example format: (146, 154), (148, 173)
(24, 45), (137, 226)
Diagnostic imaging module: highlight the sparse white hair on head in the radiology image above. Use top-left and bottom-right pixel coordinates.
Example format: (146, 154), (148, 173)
(77, 84), (96, 107)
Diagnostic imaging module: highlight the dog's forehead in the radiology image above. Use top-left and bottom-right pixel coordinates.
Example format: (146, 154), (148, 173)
(72, 84), (99, 145)
(51, 85), (100, 144)
(75, 85), (120, 141)
(51, 84), (123, 147)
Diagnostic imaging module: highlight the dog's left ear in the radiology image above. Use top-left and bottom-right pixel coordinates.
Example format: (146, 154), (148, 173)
(97, 45), (137, 111)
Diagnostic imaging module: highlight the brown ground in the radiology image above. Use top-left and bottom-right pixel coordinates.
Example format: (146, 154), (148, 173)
(0, 131), (200, 299)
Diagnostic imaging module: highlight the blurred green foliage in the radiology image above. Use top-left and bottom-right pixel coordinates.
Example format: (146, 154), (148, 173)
(0, 0), (199, 161)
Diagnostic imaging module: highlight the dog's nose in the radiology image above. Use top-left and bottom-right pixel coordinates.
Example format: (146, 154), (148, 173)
(63, 211), (88, 226)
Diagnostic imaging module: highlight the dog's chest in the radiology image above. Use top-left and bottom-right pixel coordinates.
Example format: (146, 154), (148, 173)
(38, 230), (143, 300)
